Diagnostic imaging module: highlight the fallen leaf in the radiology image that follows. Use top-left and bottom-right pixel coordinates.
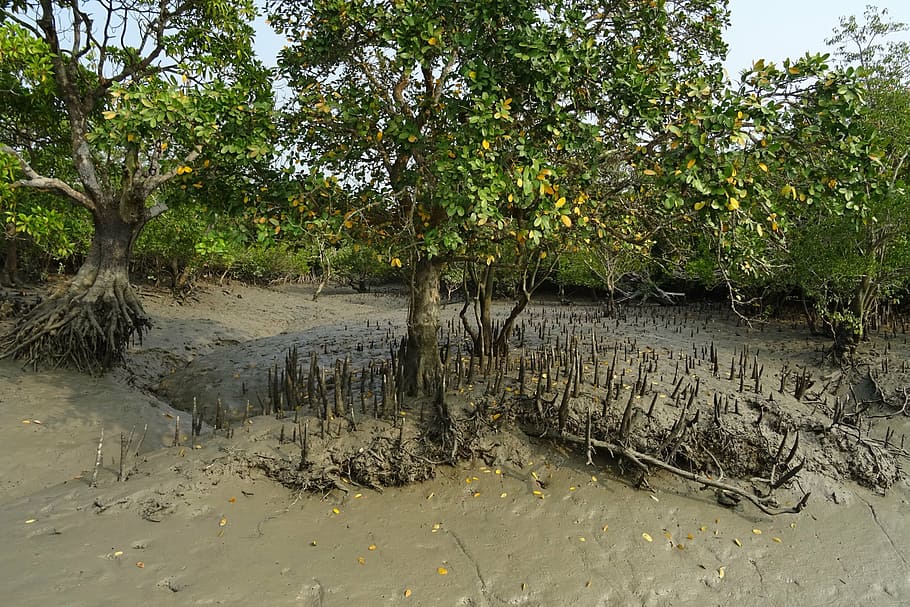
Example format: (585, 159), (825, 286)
(686, 533), (694, 540)
(733, 538), (742, 547)
(500, 492), (508, 498)
(472, 491), (481, 498)
(437, 567), (448, 575)
(752, 529), (762, 535)
(354, 493), (363, 499)
(642, 533), (653, 542)
(357, 556), (366, 565)
(718, 566), (725, 579)
(368, 544), (376, 551)
(650, 495), (659, 502)
(219, 517), (227, 527)
(578, 537), (586, 542)
(228, 497), (236, 503)
(136, 562), (145, 569)
(332, 508), (340, 515)
(602, 524), (609, 532)
(21, 420), (30, 424)
(404, 588), (412, 597)
(772, 537), (782, 543)
(114, 551), (123, 557)
(24, 519), (36, 524)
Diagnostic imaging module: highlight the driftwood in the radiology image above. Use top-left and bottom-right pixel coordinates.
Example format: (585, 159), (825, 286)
(543, 430), (811, 516)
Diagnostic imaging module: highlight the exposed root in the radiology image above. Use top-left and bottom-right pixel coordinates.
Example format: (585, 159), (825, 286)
(545, 431), (810, 516)
(0, 275), (149, 373)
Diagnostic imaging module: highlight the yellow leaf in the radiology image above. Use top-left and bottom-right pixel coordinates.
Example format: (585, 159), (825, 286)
(437, 567), (448, 575)
(726, 198), (739, 211)
(376, 131), (383, 142)
(555, 197), (566, 208)
(756, 225), (764, 237)
(219, 517), (227, 527)
(482, 139), (490, 150)
(428, 36), (438, 46)
(390, 257), (402, 268)
(407, 135), (417, 143)
(752, 529), (762, 535)
(718, 566), (725, 579)
(758, 162), (768, 172)
(642, 533), (653, 542)
(642, 169), (657, 176)
(788, 66), (800, 75)
(404, 588), (412, 597)
(102, 111), (117, 120)
(358, 556), (366, 565)
(686, 158), (696, 169)
(694, 201), (706, 211)
(332, 508), (340, 515)
(772, 537), (782, 543)
(368, 544), (376, 551)
(561, 215), (572, 228)
(734, 538), (742, 547)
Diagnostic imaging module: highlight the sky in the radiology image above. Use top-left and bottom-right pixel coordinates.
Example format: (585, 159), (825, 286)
(724, 1), (910, 74)
(254, 1), (910, 72)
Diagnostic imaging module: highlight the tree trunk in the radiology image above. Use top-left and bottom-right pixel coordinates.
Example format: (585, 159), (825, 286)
(1, 223), (20, 287)
(0, 208), (149, 372)
(831, 275), (876, 361)
(403, 257), (442, 396)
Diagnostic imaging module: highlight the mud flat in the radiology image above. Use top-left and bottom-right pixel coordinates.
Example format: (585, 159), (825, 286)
(1, 282), (908, 606)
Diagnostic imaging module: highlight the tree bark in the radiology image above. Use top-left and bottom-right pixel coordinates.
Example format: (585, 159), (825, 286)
(0, 206), (149, 372)
(1, 223), (20, 287)
(403, 256), (443, 396)
(832, 275), (876, 361)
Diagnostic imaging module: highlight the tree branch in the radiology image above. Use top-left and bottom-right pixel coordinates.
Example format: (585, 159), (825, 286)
(1, 144), (95, 211)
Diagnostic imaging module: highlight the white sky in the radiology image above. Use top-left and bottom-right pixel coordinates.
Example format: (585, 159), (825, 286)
(725, 1), (910, 74)
(254, 2), (910, 73)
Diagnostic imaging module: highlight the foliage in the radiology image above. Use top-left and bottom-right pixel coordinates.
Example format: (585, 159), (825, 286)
(770, 6), (910, 347)
(271, 0), (730, 268)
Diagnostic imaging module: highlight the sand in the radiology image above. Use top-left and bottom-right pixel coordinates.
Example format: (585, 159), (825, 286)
(1, 281), (908, 606)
